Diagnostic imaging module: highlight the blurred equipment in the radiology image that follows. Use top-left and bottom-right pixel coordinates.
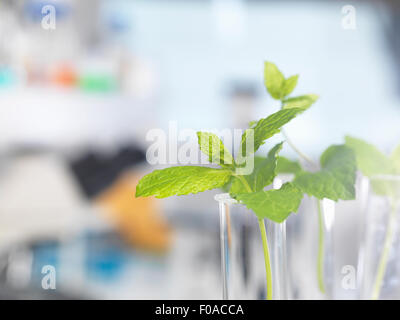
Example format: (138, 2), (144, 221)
(97, 173), (172, 253)
(70, 145), (146, 199)
(0, 151), (86, 246)
(70, 145), (171, 252)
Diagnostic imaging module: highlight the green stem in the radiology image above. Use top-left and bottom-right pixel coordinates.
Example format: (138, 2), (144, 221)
(281, 128), (318, 168)
(258, 218), (273, 300)
(316, 200), (326, 294)
(236, 173), (273, 299)
(279, 102), (318, 169)
(236, 174), (253, 193)
(371, 199), (397, 300)
(280, 102), (324, 294)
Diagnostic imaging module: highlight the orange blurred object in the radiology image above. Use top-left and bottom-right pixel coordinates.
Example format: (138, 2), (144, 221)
(50, 65), (78, 87)
(96, 172), (172, 253)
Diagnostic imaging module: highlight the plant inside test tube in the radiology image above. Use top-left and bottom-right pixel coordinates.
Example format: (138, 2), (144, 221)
(135, 62), (357, 299)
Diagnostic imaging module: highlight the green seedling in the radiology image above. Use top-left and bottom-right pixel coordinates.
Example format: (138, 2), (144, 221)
(136, 62), (357, 299)
(345, 136), (400, 299)
(262, 62), (357, 295)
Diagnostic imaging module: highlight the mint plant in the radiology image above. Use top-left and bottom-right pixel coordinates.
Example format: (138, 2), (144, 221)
(136, 61), (357, 300)
(136, 109), (305, 300)
(262, 62), (357, 295)
(345, 136), (400, 299)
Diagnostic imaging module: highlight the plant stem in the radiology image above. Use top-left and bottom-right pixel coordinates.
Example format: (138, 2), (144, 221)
(258, 218), (273, 300)
(279, 102), (318, 169)
(280, 102), (324, 294)
(316, 199), (326, 294)
(236, 173), (273, 300)
(371, 199), (398, 300)
(236, 174), (252, 193)
(281, 128), (318, 168)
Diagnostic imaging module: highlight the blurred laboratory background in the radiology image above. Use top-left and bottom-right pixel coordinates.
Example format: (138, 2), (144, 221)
(0, 0), (399, 299)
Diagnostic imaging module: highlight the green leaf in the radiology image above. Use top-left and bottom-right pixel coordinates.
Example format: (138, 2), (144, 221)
(264, 62), (285, 100)
(234, 182), (303, 223)
(229, 156), (263, 194)
(276, 156), (302, 174)
(345, 137), (400, 197)
(229, 156), (260, 193)
(390, 144), (400, 174)
(229, 175), (251, 194)
(293, 145), (357, 201)
(370, 178), (400, 198)
(220, 175), (237, 193)
(282, 94), (319, 110)
(231, 143), (283, 194)
(197, 132), (234, 167)
(345, 136), (394, 176)
(281, 75), (299, 98)
(136, 166), (232, 198)
(239, 108), (304, 156)
(251, 142), (283, 191)
(248, 120), (257, 128)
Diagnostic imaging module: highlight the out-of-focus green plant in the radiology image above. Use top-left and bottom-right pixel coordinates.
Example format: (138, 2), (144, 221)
(346, 136), (400, 299)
